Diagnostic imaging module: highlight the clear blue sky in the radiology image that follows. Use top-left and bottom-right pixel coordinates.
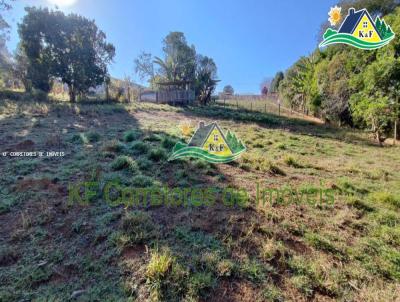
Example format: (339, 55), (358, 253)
(5, 0), (338, 93)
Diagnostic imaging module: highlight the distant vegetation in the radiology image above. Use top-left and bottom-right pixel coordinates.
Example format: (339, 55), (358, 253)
(134, 32), (218, 105)
(274, 0), (400, 144)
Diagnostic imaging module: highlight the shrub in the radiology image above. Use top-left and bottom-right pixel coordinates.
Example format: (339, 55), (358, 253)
(86, 131), (101, 143)
(131, 141), (149, 154)
(148, 148), (167, 162)
(123, 130), (140, 142)
(137, 158), (153, 170)
(111, 155), (138, 171)
(144, 133), (162, 142)
(71, 133), (88, 144)
(161, 137), (176, 149)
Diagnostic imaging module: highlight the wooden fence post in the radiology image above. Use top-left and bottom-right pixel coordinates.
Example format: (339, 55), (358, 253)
(236, 100), (238, 110)
(251, 102), (252, 111)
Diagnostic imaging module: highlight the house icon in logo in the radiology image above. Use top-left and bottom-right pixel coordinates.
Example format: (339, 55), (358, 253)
(168, 121), (246, 163)
(319, 7), (395, 50)
(338, 8), (382, 42)
(188, 122), (233, 157)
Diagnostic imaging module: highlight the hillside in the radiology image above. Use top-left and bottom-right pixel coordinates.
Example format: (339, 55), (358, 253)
(1, 98), (399, 301)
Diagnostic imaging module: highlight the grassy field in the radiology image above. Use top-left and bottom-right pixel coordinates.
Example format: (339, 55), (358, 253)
(0, 96), (400, 301)
(215, 98), (322, 124)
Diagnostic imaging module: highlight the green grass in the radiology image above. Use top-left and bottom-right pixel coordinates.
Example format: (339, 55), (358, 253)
(148, 147), (168, 162)
(123, 130), (140, 142)
(111, 155), (138, 171)
(1, 98), (400, 301)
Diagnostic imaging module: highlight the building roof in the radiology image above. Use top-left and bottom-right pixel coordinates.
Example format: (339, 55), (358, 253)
(188, 122), (233, 153)
(338, 8), (382, 39)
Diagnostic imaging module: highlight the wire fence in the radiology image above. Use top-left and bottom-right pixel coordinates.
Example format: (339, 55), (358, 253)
(215, 97), (323, 123)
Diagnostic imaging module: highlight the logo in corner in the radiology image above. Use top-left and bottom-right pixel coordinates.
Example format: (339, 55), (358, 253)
(319, 7), (395, 50)
(168, 121), (246, 163)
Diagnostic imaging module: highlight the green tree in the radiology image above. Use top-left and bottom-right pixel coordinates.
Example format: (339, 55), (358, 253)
(134, 32), (218, 104)
(194, 55), (218, 105)
(134, 51), (154, 86)
(0, 0), (14, 85)
(154, 32), (196, 87)
(222, 85), (234, 95)
(351, 56), (400, 144)
(12, 44), (31, 92)
(270, 71), (284, 93)
(18, 7), (115, 101)
(279, 54), (319, 115)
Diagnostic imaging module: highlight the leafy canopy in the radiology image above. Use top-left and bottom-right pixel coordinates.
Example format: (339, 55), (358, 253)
(18, 7), (115, 101)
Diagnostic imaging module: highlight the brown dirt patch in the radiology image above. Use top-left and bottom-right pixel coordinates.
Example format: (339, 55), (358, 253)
(210, 280), (258, 302)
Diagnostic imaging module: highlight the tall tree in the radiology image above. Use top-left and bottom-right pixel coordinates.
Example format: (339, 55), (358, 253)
(0, 0), (14, 83)
(195, 55), (218, 105)
(154, 32), (196, 87)
(18, 7), (115, 101)
(270, 71), (284, 93)
(351, 56), (400, 144)
(12, 44), (31, 92)
(222, 85), (234, 95)
(134, 51), (154, 84)
(134, 32), (218, 104)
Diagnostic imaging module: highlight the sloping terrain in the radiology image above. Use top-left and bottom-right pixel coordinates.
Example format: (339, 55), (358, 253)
(0, 98), (400, 301)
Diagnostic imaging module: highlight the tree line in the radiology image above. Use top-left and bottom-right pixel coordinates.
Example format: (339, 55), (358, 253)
(273, 0), (400, 144)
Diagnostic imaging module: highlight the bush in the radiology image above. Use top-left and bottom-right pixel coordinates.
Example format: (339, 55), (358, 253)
(86, 131), (101, 143)
(71, 133), (89, 144)
(137, 158), (153, 170)
(161, 137), (176, 149)
(131, 141), (149, 154)
(144, 133), (162, 142)
(111, 155), (138, 171)
(123, 130), (140, 142)
(148, 148), (167, 162)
